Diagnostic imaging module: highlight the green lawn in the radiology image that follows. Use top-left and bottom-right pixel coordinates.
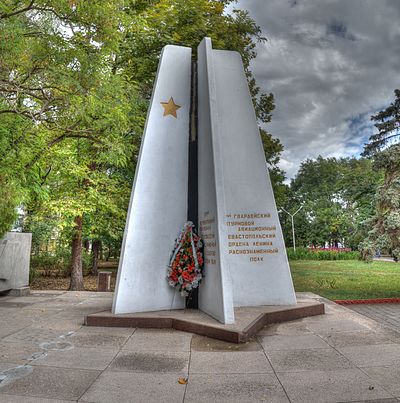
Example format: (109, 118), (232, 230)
(290, 259), (400, 300)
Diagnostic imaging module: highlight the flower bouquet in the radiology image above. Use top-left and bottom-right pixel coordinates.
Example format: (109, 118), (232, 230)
(167, 221), (204, 297)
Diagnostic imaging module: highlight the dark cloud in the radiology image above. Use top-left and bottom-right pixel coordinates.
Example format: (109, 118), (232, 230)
(230, 0), (400, 178)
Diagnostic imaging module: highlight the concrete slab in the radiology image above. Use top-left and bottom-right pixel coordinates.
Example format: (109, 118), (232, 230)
(69, 328), (133, 349)
(0, 341), (46, 365)
(304, 318), (370, 333)
(277, 369), (393, 403)
(266, 348), (355, 372)
(122, 329), (192, 352)
(259, 334), (330, 351)
(257, 321), (312, 336)
(191, 335), (262, 352)
(320, 330), (396, 347)
(0, 395), (72, 402)
(108, 351), (189, 374)
(0, 366), (99, 400)
(31, 346), (118, 370)
(86, 301), (324, 343)
(363, 366), (400, 396)
(338, 344), (400, 367)
(2, 328), (72, 344)
(185, 373), (289, 403)
(190, 351), (274, 374)
(80, 371), (186, 403)
(1, 291), (400, 402)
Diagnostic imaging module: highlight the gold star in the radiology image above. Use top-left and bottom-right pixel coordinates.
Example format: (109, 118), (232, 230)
(160, 97), (181, 118)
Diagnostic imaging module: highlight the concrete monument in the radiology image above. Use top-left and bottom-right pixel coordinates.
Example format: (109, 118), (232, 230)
(0, 232), (31, 295)
(112, 38), (296, 323)
(197, 38), (296, 324)
(112, 45), (192, 314)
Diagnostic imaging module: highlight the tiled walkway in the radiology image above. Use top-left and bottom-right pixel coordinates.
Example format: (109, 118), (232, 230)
(347, 303), (400, 333)
(1, 291), (400, 402)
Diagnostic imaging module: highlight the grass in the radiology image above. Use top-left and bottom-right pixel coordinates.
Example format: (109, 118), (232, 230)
(290, 259), (400, 300)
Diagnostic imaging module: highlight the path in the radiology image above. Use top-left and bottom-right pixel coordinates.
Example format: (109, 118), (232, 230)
(1, 291), (400, 402)
(347, 303), (400, 334)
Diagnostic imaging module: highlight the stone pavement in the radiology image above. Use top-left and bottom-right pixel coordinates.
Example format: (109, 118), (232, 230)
(347, 303), (400, 333)
(1, 291), (400, 402)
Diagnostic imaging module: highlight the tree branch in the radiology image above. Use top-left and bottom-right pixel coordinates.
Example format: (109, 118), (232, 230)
(0, 0), (35, 19)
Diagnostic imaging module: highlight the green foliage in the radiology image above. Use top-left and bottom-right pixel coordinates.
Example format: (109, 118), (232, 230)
(363, 89), (400, 157)
(31, 246), (92, 277)
(287, 247), (360, 261)
(361, 90), (400, 261)
(291, 260), (400, 300)
(1, 0), (285, 281)
(281, 156), (383, 249)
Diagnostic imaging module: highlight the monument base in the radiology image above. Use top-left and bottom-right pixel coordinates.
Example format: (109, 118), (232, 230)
(85, 301), (324, 343)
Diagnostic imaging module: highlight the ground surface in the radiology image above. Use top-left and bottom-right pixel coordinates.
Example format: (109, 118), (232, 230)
(291, 260), (400, 300)
(31, 259), (400, 301)
(1, 292), (400, 402)
(30, 273), (117, 292)
(348, 303), (400, 333)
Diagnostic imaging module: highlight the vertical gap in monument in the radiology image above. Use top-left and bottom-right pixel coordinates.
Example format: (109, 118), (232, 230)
(186, 60), (199, 309)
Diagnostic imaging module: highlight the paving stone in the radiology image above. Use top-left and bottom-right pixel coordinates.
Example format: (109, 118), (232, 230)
(184, 373), (289, 403)
(32, 346), (118, 370)
(0, 324), (32, 339)
(257, 321), (312, 336)
(277, 368), (393, 403)
(108, 351), (189, 374)
(0, 341), (46, 364)
(0, 366), (99, 400)
(363, 366), (400, 396)
(259, 334), (330, 351)
(266, 348), (354, 372)
(0, 395), (72, 402)
(338, 344), (400, 367)
(123, 329), (192, 352)
(80, 370), (185, 403)
(69, 329), (132, 349)
(304, 318), (370, 333)
(190, 351), (273, 374)
(191, 335), (262, 352)
(320, 330), (395, 347)
(2, 328), (69, 344)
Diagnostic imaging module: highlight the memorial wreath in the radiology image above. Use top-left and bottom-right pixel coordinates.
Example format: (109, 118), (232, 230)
(167, 221), (204, 297)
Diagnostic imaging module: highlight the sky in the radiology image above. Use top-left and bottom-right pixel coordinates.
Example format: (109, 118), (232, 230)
(230, 0), (400, 179)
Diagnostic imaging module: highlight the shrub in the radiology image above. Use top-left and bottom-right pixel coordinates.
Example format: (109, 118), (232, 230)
(287, 247), (360, 261)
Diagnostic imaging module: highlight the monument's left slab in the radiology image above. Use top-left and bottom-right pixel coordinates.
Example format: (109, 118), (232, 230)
(0, 232), (31, 293)
(112, 45), (192, 314)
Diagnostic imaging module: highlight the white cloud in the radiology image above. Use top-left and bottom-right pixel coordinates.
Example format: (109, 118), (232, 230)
(232, 0), (400, 178)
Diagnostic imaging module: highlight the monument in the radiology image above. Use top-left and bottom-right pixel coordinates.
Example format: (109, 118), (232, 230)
(0, 232), (31, 296)
(112, 37), (296, 324)
(112, 45), (191, 314)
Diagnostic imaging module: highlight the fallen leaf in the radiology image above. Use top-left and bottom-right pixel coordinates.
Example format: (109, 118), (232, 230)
(178, 377), (188, 385)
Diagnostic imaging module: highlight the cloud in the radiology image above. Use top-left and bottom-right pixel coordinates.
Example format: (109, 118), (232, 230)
(231, 0), (400, 178)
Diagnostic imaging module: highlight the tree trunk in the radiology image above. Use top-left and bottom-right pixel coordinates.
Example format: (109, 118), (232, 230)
(92, 239), (100, 276)
(69, 215), (84, 291)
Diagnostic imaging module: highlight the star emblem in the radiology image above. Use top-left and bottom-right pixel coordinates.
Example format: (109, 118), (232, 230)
(160, 97), (181, 118)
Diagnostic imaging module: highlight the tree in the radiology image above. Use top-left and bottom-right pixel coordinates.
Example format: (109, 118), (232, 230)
(0, 0), (135, 289)
(361, 90), (400, 260)
(2, 0), (285, 289)
(285, 156), (382, 249)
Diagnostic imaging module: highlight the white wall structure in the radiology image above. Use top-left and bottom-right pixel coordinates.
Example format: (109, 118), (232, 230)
(197, 38), (235, 324)
(112, 45), (192, 314)
(198, 38), (296, 323)
(0, 232), (31, 293)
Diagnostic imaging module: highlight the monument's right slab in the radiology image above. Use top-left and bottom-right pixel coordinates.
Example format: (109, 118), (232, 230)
(198, 38), (296, 319)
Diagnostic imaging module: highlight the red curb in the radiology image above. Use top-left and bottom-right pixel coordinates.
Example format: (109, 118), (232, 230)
(334, 298), (400, 305)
